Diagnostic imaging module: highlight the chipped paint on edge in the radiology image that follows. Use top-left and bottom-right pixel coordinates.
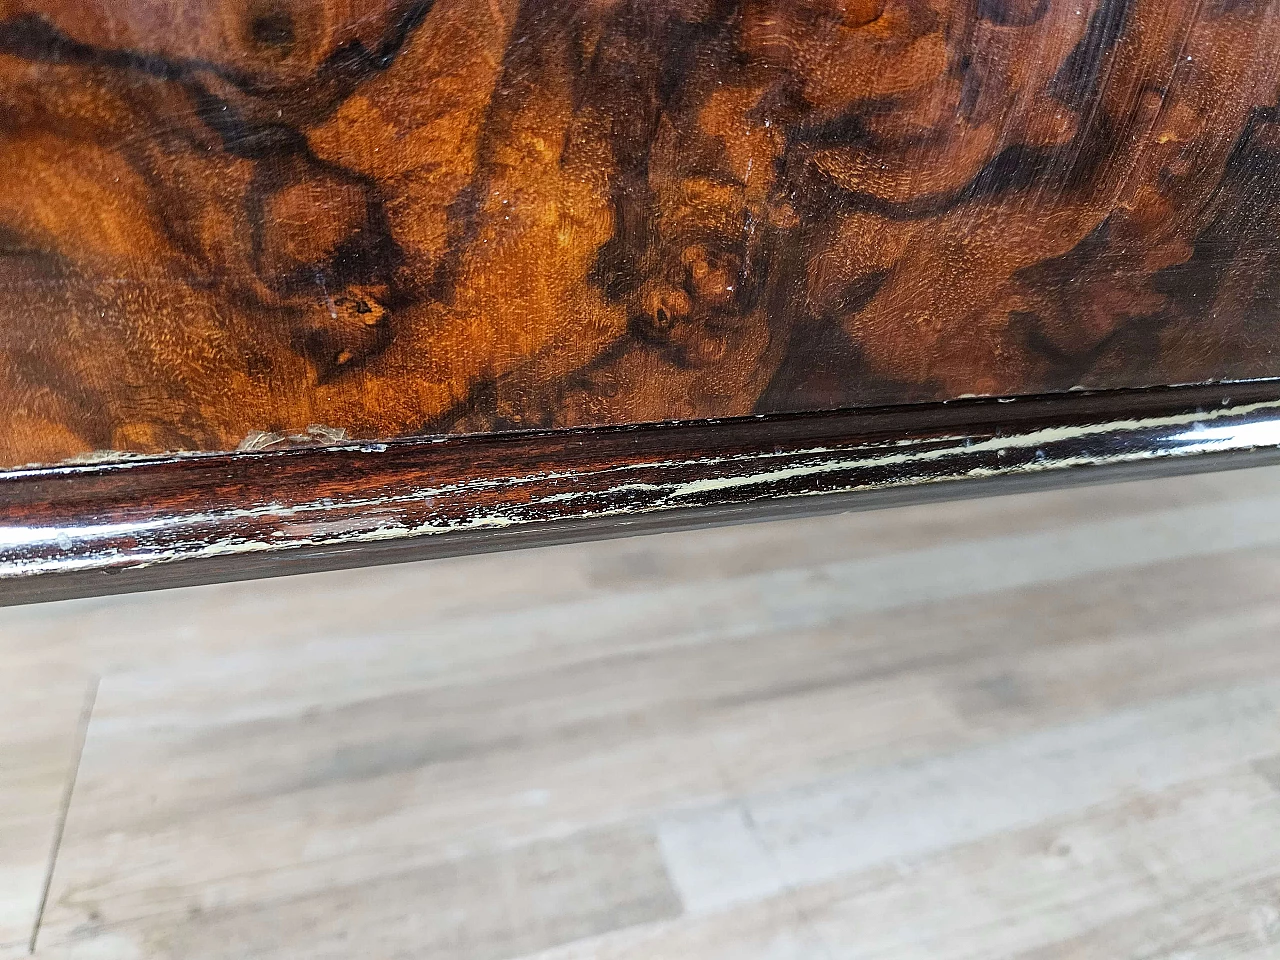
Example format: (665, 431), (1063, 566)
(3, 398), (1280, 578)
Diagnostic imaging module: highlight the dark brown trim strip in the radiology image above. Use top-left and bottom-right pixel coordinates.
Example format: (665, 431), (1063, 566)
(4, 382), (1280, 605)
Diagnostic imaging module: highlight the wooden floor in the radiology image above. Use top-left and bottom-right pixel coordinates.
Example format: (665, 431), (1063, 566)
(4, 467), (1280, 959)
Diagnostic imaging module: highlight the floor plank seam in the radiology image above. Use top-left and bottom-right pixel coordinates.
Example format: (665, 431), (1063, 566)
(700, 726), (842, 960)
(27, 675), (98, 957)
(738, 801), (842, 960)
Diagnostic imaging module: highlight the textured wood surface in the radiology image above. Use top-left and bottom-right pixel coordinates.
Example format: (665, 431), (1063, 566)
(3, 0), (1280, 467)
(5, 466), (1280, 958)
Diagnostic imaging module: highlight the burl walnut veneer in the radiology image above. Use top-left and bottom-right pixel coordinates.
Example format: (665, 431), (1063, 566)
(3, 0), (1280, 600)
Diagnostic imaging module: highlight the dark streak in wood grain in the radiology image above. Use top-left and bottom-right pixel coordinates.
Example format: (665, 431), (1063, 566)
(3, 0), (1280, 467)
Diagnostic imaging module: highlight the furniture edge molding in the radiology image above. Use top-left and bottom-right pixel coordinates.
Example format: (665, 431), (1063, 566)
(3, 382), (1280, 605)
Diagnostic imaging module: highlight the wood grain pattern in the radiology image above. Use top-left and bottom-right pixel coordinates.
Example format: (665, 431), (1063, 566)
(4, 0), (1280, 467)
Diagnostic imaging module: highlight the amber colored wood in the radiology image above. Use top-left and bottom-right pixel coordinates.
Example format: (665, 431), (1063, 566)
(1, 0), (1280, 468)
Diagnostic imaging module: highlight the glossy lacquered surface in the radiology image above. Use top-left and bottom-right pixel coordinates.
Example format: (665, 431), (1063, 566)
(2, 1), (1280, 466)
(3, 383), (1280, 604)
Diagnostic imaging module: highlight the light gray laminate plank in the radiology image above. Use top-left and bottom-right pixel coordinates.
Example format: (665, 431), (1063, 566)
(1005, 874), (1280, 960)
(513, 770), (1280, 960)
(656, 682), (1280, 914)
(33, 533), (1280, 943)
(1255, 755), (1280, 794)
(784, 770), (1280, 960)
(30, 666), (960, 946)
(34, 824), (679, 960)
(0, 670), (94, 957)
(33, 507), (1280, 949)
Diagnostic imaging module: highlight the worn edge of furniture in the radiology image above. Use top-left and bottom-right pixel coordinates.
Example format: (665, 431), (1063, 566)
(3, 381), (1280, 606)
